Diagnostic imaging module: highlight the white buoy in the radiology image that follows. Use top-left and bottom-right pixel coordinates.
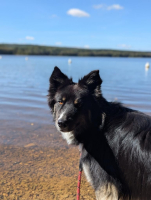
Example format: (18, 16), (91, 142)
(0, 56), (2, 59)
(145, 62), (150, 69)
(68, 59), (72, 64)
(25, 57), (28, 61)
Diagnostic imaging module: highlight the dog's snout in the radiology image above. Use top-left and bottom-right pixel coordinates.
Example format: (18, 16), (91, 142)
(58, 116), (73, 129)
(58, 119), (67, 128)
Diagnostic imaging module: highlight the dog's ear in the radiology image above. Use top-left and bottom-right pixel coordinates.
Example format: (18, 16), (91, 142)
(79, 70), (102, 91)
(49, 66), (69, 88)
(48, 67), (71, 110)
(79, 70), (102, 99)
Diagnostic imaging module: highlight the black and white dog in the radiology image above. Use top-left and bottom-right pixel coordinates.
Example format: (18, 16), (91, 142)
(48, 66), (151, 200)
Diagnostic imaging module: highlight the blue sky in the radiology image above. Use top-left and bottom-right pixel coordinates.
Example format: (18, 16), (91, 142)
(0, 0), (151, 51)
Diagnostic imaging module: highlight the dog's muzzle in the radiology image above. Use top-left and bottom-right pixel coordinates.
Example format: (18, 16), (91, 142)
(58, 119), (67, 129)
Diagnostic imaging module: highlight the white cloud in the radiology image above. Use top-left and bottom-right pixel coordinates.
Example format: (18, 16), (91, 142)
(107, 4), (124, 10)
(55, 42), (62, 45)
(118, 44), (131, 49)
(93, 4), (104, 9)
(25, 36), (35, 40)
(84, 45), (90, 49)
(67, 8), (90, 17)
(93, 4), (124, 10)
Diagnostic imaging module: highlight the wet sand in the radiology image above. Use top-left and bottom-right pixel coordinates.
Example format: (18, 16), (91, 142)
(0, 117), (95, 200)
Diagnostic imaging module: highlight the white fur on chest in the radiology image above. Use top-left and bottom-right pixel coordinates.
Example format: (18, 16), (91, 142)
(60, 131), (75, 144)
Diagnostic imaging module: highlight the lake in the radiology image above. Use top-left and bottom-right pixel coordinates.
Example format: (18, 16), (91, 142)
(0, 56), (151, 124)
(0, 55), (151, 199)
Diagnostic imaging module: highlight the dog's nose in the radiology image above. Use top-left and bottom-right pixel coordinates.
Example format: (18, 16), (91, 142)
(58, 119), (67, 128)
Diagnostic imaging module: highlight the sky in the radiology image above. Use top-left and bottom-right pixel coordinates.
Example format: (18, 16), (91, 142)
(0, 0), (151, 51)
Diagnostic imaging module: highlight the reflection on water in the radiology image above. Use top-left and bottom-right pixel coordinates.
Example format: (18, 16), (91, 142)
(145, 67), (149, 78)
(0, 56), (151, 199)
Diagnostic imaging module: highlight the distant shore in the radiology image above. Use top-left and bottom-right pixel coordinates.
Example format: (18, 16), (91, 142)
(1, 44), (151, 57)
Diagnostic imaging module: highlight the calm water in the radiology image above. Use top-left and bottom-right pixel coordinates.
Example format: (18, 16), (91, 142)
(0, 55), (151, 140)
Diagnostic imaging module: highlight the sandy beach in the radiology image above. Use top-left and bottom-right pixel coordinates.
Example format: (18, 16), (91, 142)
(0, 116), (96, 200)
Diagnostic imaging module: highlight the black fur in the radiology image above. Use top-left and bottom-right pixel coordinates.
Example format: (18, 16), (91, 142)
(48, 66), (151, 200)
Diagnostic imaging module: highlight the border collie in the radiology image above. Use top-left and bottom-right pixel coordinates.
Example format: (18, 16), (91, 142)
(48, 66), (151, 200)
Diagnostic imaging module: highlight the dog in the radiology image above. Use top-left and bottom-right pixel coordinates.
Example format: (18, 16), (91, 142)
(48, 66), (151, 200)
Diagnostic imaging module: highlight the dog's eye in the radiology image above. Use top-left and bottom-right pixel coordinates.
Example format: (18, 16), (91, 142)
(58, 100), (64, 105)
(58, 97), (66, 105)
(74, 99), (82, 108)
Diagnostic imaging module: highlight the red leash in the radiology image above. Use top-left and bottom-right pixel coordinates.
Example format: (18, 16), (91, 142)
(77, 150), (83, 200)
(77, 169), (82, 200)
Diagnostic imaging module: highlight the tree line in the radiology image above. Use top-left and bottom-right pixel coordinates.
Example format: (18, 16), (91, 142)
(0, 44), (151, 57)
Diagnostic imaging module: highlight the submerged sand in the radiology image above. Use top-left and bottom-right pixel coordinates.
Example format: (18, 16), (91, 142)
(0, 120), (95, 200)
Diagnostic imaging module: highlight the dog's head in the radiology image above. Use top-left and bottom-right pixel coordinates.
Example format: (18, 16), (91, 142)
(48, 67), (103, 145)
